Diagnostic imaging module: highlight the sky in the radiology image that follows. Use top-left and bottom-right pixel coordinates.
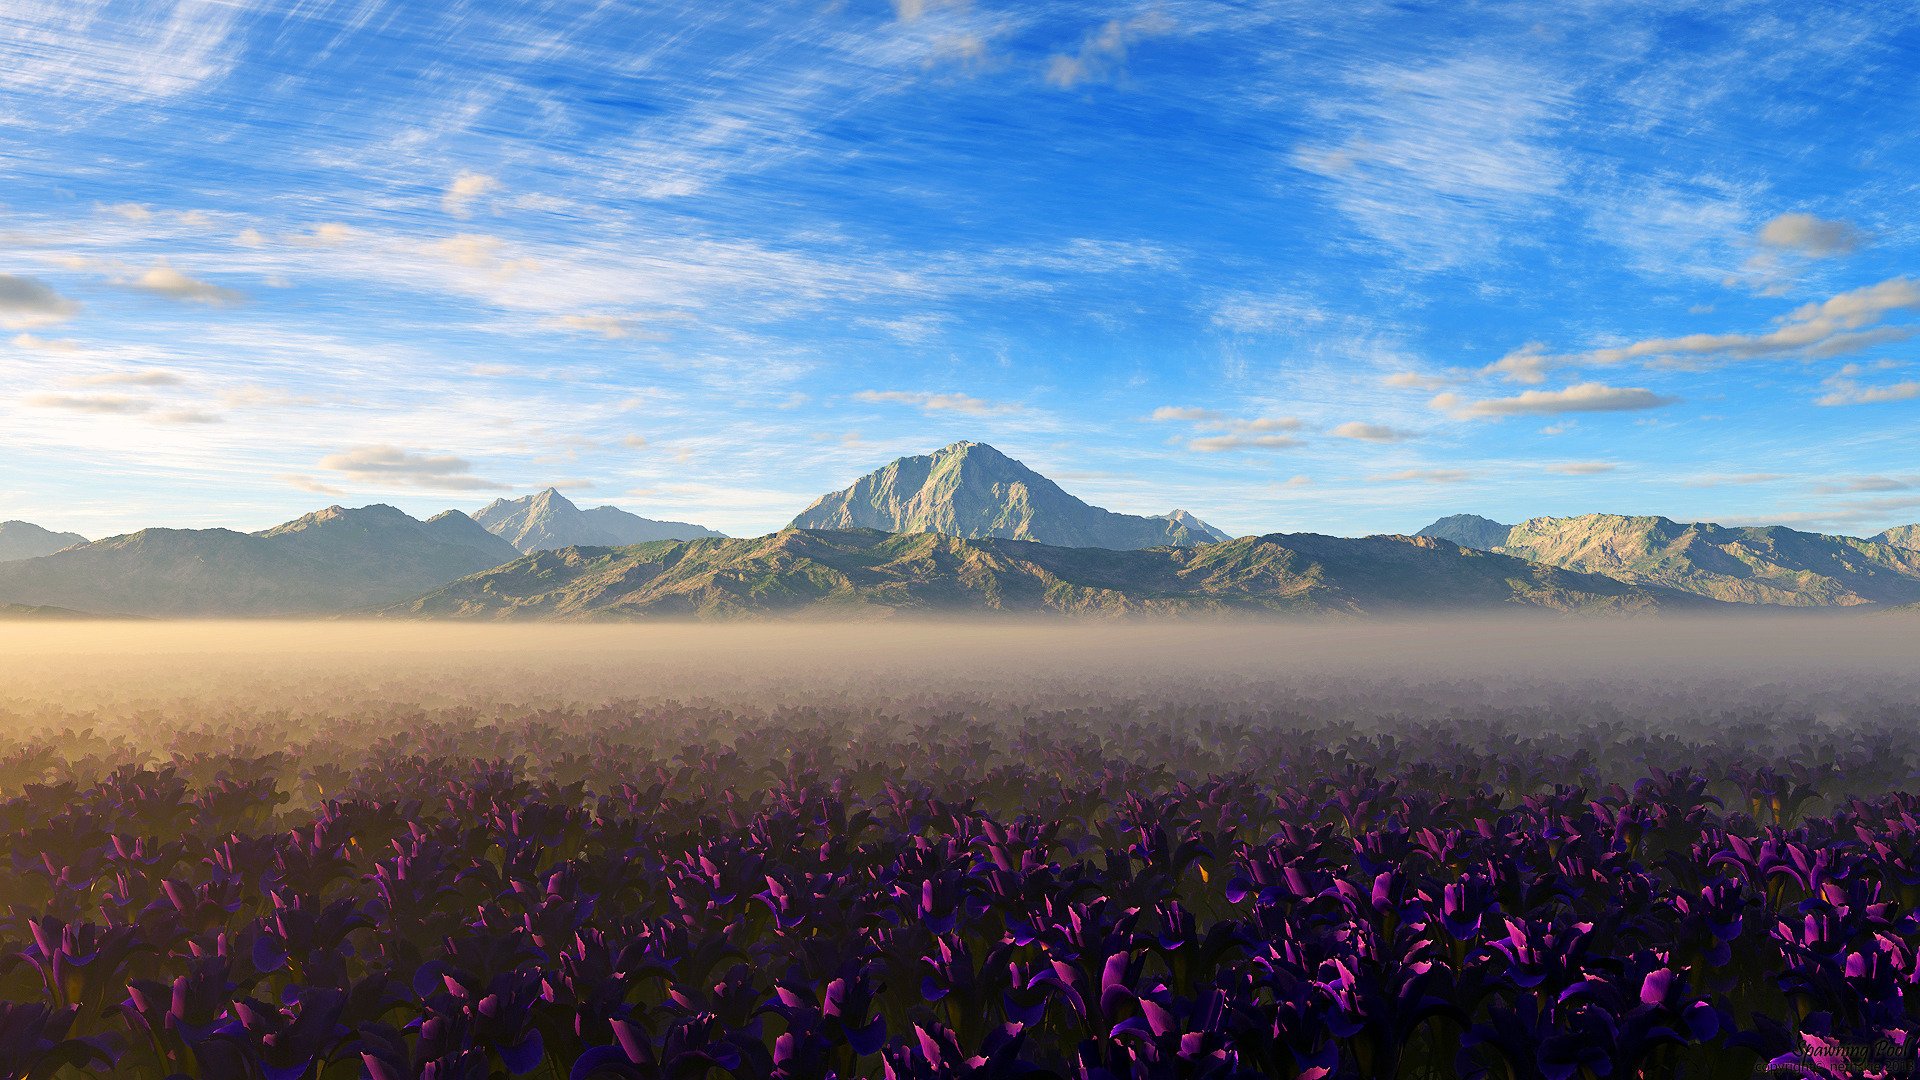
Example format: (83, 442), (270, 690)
(1, 0), (1918, 541)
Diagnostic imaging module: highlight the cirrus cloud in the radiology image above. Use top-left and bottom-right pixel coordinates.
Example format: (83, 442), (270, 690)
(854, 390), (1021, 415)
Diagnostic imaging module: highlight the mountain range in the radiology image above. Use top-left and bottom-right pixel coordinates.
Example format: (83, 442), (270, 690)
(386, 528), (1700, 620)
(472, 488), (724, 553)
(0, 505), (520, 617)
(1416, 513), (1920, 607)
(3, 442), (1918, 619)
(0, 520), (88, 563)
(789, 441), (1231, 548)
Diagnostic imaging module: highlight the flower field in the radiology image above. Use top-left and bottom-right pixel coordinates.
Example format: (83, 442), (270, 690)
(0, 620), (1916, 1079)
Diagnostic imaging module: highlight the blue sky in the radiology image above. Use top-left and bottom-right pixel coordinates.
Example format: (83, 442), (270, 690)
(2, 0), (1917, 540)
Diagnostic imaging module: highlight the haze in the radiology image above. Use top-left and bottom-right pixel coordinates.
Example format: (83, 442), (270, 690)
(7, 619), (1915, 755)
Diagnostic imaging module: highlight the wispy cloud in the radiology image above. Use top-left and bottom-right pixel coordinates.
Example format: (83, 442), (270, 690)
(1683, 473), (1788, 488)
(279, 474), (346, 497)
(443, 172), (499, 217)
(1369, 468), (1471, 484)
(1149, 406), (1224, 422)
(1045, 14), (1170, 89)
(1291, 55), (1566, 269)
(854, 390), (1021, 415)
(1545, 461), (1616, 476)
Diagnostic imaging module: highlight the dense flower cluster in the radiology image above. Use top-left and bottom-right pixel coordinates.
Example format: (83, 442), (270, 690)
(0, 710), (1917, 1079)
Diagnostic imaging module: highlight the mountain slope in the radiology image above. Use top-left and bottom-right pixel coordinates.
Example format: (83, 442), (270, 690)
(789, 441), (1227, 549)
(1495, 513), (1920, 606)
(0, 505), (522, 617)
(1876, 525), (1920, 551)
(0, 521), (88, 563)
(473, 489), (724, 553)
(384, 528), (1705, 621)
(1416, 515), (1514, 551)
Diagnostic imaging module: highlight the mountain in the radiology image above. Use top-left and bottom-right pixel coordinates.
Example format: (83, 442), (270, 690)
(384, 528), (1706, 621)
(0, 505), (522, 617)
(0, 602), (97, 619)
(472, 489), (725, 553)
(789, 441), (1229, 549)
(1416, 514), (1514, 551)
(0, 521), (88, 563)
(1492, 513), (1920, 607)
(1160, 509), (1234, 543)
(1876, 525), (1920, 551)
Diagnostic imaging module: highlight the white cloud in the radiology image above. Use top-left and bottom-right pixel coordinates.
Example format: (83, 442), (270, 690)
(1369, 468), (1471, 484)
(125, 263), (245, 305)
(1758, 212), (1864, 258)
(10, 333), (80, 352)
(854, 389), (1020, 415)
(443, 172), (500, 217)
(1683, 473), (1788, 488)
(553, 314), (668, 340)
(1432, 383), (1679, 418)
(430, 234), (535, 273)
(318, 445), (508, 491)
(1330, 421), (1415, 443)
(154, 409), (223, 425)
(280, 474), (346, 497)
(1545, 461), (1617, 476)
(1045, 14), (1170, 89)
(1382, 371), (1463, 391)
(1189, 433), (1303, 453)
(1152, 408), (1301, 432)
(1488, 277), (1920, 382)
(25, 393), (151, 414)
(73, 370), (185, 387)
(1817, 378), (1920, 406)
(0, 274), (81, 329)
(1150, 406), (1225, 422)
(1812, 365), (1920, 407)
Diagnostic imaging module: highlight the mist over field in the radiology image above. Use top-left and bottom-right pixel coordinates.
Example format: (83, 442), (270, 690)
(5, 618), (1917, 753)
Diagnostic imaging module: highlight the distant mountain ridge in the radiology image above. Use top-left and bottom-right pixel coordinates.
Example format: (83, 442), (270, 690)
(0, 521), (88, 563)
(385, 527), (1704, 621)
(1878, 525), (1920, 551)
(790, 441), (1230, 549)
(1416, 512), (1920, 607)
(1416, 515), (1513, 551)
(473, 489), (725, 553)
(0, 504), (521, 617)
